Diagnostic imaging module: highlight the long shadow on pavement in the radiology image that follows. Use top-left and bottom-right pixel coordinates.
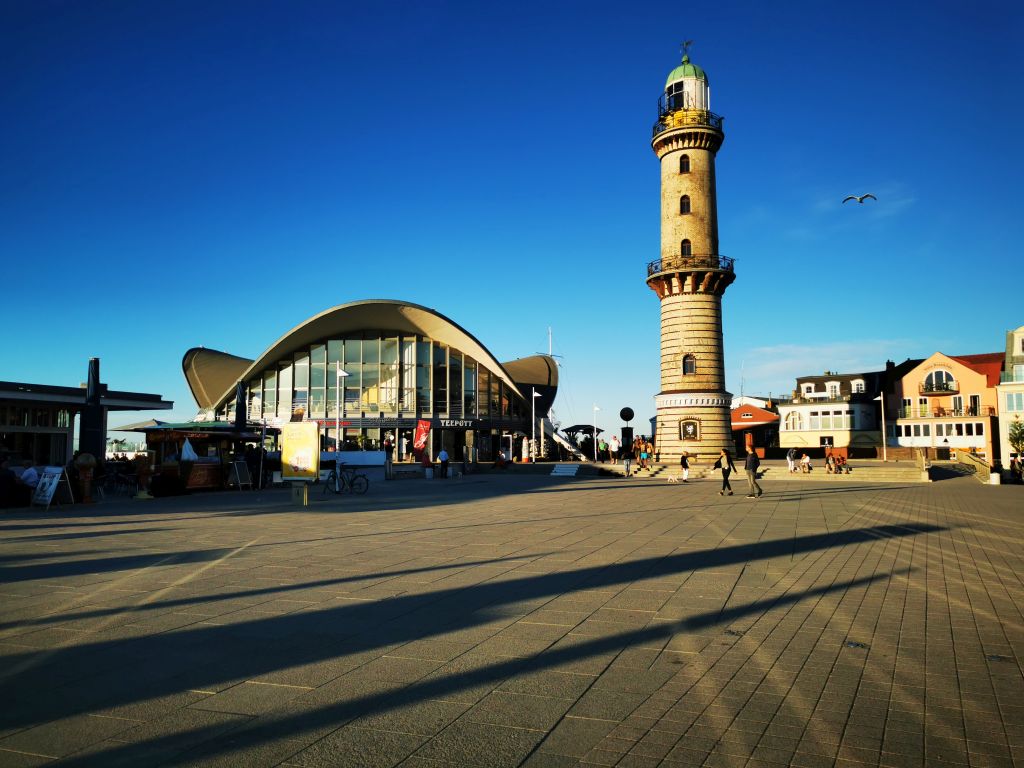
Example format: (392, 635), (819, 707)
(54, 569), (908, 767)
(0, 522), (941, 734)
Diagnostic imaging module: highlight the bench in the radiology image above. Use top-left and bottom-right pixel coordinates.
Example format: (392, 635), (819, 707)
(392, 466), (425, 479)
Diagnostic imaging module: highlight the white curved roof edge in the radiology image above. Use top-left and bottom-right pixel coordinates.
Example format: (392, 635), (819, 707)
(210, 299), (525, 410)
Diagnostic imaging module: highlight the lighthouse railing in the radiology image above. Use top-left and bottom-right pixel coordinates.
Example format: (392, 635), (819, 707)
(647, 254), (734, 277)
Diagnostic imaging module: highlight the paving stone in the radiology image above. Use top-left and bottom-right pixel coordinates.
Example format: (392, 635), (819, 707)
(463, 691), (573, 732)
(287, 725), (426, 767)
(0, 714), (137, 758)
(411, 719), (546, 766)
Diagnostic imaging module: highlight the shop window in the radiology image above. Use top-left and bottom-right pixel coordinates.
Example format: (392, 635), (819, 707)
(679, 195), (691, 214)
(400, 338), (415, 411)
(433, 342), (448, 414)
(449, 350), (463, 417)
(464, 359), (477, 417)
(416, 340), (432, 414)
(679, 154), (690, 173)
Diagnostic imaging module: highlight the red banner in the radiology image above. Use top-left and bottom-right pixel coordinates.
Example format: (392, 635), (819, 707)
(413, 419), (431, 452)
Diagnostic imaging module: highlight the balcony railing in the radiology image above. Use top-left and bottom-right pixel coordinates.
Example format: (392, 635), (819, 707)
(919, 382), (959, 395)
(652, 108), (724, 138)
(790, 395), (856, 405)
(897, 406), (996, 419)
(647, 254), (734, 277)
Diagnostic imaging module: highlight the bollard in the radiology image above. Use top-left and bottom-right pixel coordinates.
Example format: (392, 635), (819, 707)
(290, 482), (309, 506)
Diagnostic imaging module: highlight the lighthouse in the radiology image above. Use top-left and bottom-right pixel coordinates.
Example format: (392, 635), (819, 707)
(647, 48), (735, 463)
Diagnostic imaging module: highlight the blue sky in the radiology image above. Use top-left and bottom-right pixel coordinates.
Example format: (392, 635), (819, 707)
(2, 0), (1021, 434)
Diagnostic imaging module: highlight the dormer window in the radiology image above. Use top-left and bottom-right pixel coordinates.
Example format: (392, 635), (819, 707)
(826, 382), (839, 398)
(851, 379), (865, 393)
(679, 155), (690, 173)
(803, 385), (814, 395)
(679, 195), (691, 214)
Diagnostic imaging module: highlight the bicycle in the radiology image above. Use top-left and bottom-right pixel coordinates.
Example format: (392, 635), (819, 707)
(323, 464), (369, 495)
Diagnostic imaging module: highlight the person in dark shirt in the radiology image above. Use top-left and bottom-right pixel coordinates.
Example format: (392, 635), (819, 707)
(715, 449), (737, 496)
(0, 460), (18, 508)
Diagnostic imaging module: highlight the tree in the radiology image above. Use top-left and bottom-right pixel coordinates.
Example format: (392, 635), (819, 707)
(1010, 416), (1024, 456)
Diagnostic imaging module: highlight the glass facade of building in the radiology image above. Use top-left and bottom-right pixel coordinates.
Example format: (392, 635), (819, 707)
(218, 332), (528, 459)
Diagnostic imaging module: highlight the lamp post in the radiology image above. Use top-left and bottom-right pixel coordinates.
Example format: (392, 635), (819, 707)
(531, 387), (542, 462)
(593, 404), (600, 462)
(875, 391), (888, 462)
(335, 362), (350, 492)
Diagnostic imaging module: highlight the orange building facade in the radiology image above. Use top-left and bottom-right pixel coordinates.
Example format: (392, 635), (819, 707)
(890, 352), (1002, 460)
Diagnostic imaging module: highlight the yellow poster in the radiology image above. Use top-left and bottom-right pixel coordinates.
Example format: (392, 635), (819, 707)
(281, 422), (320, 481)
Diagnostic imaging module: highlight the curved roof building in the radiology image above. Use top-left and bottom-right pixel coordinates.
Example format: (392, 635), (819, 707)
(182, 300), (557, 460)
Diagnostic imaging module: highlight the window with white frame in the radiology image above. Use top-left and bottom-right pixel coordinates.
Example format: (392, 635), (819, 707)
(826, 382), (839, 397)
(785, 412), (803, 430)
(852, 379), (865, 393)
(1007, 392), (1024, 412)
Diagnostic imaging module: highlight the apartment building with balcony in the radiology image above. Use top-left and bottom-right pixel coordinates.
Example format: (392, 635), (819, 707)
(890, 352), (1003, 460)
(777, 360), (918, 458)
(995, 325), (1024, 466)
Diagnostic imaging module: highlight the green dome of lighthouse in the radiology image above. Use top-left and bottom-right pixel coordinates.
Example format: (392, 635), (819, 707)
(665, 55), (708, 86)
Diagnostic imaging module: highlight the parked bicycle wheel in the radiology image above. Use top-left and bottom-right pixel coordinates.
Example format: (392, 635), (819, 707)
(350, 475), (369, 495)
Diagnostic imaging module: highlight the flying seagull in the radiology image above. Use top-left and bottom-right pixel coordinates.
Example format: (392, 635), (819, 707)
(843, 194), (877, 204)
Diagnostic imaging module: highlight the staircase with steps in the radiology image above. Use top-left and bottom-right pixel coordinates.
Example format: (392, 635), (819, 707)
(550, 464), (580, 477)
(594, 460), (928, 483)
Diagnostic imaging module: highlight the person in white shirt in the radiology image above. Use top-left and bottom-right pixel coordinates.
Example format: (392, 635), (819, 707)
(609, 436), (620, 464)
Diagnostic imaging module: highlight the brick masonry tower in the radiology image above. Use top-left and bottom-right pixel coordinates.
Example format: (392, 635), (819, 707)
(647, 49), (735, 464)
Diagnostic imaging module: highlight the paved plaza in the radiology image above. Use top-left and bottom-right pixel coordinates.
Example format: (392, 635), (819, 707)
(0, 469), (1021, 767)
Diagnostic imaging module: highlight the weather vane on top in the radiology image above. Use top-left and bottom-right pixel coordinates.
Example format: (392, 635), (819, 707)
(681, 40), (694, 59)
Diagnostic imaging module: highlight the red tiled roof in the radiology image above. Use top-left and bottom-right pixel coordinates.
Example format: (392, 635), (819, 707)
(731, 404), (779, 430)
(948, 352), (1004, 388)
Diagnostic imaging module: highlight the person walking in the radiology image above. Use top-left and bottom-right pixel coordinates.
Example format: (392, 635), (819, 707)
(715, 449), (736, 495)
(383, 433), (395, 480)
(622, 449), (632, 477)
(609, 435), (620, 465)
(437, 448), (449, 479)
(679, 451), (690, 483)
(744, 451), (762, 498)
(786, 446), (796, 474)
